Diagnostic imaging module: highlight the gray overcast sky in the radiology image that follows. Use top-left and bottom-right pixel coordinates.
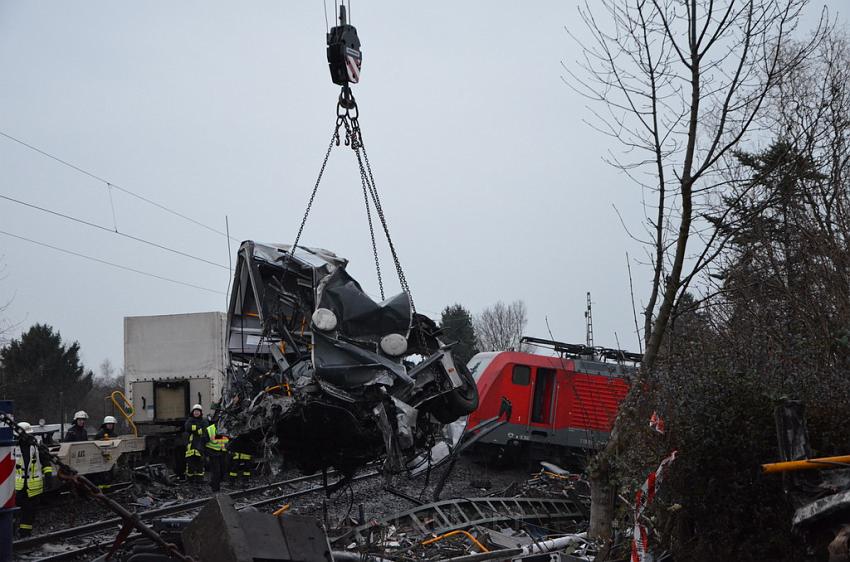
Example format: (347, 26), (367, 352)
(0, 1), (843, 373)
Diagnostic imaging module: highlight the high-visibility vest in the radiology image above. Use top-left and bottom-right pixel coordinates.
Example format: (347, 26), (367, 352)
(205, 424), (229, 452)
(185, 421), (205, 458)
(14, 444), (53, 498)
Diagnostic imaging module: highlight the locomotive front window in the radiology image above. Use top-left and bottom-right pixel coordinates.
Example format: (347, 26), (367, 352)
(467, 353), (496, 382)
(512, 365), (531, 385)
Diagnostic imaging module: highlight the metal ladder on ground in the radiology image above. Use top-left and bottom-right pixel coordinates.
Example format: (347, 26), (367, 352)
(334, 496), (586, 544)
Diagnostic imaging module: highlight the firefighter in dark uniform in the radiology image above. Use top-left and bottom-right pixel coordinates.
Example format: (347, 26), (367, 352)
(90, 415), (120, 491)
(63, 411), (89, 442)
(95, 415), (118, 439)
(184, 404), (207, 484)
(205, 418), (229, 493)
(229, 441), (253, 486)
(14, 422), (54, 537)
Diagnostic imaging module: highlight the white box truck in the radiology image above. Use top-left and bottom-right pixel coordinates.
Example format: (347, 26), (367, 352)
(124, 312), (227, 466)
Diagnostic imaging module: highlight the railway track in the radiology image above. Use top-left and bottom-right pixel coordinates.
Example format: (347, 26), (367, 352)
(16, 469), (381, 561)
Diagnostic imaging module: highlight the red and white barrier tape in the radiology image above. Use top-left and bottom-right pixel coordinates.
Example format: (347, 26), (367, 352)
(649, 411), (665, 434)
(631, 449), (677, 562)
(0, 446), (15, 509)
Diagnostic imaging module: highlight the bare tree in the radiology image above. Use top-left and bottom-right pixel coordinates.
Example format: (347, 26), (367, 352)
(567, 0), (824, 541)
(474, 300), (528, 352)
(633, 35), (850, 555)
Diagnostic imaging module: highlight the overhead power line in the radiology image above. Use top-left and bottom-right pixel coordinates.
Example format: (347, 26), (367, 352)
(0, 193), (229, 270)
(0, 130), (240, 242)
(0, 229), (226, 295)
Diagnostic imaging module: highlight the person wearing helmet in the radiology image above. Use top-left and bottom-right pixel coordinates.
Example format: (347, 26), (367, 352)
(184, 404), (207, 484)
(14, 422), (55, 537)
(63, 411), (89, 442)
(95, 416), (118, 440)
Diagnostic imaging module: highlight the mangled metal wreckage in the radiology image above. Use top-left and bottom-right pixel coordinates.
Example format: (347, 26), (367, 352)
(221, 241), (478, 476)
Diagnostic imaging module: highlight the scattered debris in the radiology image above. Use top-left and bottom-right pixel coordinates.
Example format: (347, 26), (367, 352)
(767, 399), (850, 559)
(132, 494), (155, 508)
(133, 463), (176, 486)
(182, 494), (333, 562)
(334, 494), (585, 547)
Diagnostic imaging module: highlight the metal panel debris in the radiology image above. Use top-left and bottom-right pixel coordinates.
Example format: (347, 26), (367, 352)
(182, 494), (332, 562)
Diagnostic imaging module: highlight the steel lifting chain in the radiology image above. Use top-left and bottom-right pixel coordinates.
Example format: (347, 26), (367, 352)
(291, 85), (416, 315)
(345, 116), (415, 314)
(288, 131), (339, 260)
(0, 414), (194, 562)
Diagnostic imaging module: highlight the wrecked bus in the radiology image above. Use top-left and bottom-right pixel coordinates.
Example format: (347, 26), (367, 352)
(221, 241), (478, 476)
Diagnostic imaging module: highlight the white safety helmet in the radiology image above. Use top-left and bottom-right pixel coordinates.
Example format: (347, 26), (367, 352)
(103, 415), (117, 425)
(191, 404), (203, 413)
(74, 410), (89, 421)
(17, 422), (33, 434)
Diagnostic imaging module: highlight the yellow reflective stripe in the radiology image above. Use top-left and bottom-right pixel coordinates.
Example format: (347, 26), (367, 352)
(205, 424), (228, 451)
(19, 524), (32, 530)
(185, 448), (202, 457)
(15, 446), (48, 492)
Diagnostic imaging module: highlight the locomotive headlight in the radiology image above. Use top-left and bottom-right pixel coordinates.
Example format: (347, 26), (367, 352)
(312, 308), (338, 331)
(380, 333), (408, 356)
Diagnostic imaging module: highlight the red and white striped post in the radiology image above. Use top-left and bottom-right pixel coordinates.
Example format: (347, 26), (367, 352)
(0, 400), (16, 562)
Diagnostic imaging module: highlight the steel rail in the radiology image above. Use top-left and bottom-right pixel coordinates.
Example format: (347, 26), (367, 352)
(28, 471), (381, 562)
(15, 469), (364, 551)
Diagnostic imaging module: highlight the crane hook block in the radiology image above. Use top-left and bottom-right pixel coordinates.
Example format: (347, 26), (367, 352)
(326, 5), (361, 86)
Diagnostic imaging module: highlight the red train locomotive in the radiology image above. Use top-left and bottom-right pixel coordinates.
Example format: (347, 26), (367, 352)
(465, 337), (639, 461)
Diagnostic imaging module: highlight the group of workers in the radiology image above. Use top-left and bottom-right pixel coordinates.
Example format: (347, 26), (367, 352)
(183, 403), (253, 493)
(63, 410), (119, 441)
(11, 404), (253, 538)
(13, 410), (117, 537)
